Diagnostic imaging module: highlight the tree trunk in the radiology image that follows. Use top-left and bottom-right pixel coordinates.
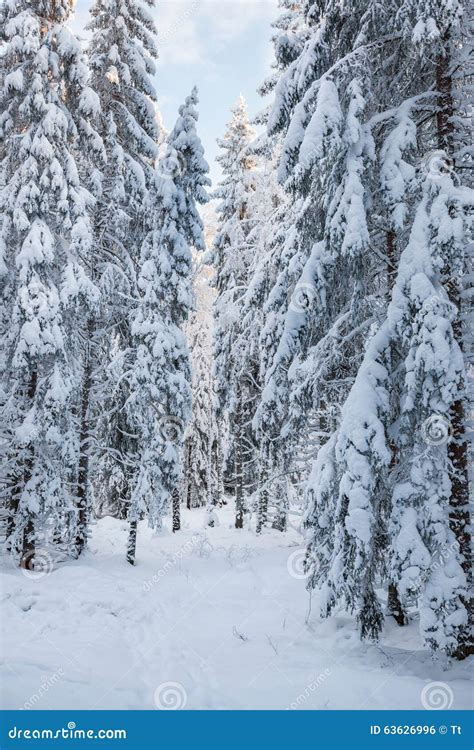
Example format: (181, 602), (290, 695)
(271, 446), (288, 532)
(436, 40), (473, 660)
(5, 482), (20, 551)
(205, 429), (215, 527)
(272, 498), (288, 532)
(386, 229), (397, 298)
(184, 439), (192, 510)
(256, 446), (269, 534)
(127, 519), (137, 565)
(232, 383), (244, 526)
(436, 48), (454, 152)
(387, 582), (408, 626)
(447, 365), (472, 659)
(234, 391), (244, 529)
(20, 517), (35, 570)
(75, 319), (93, 557)
(20, 369), (37, 569)
(386, 227), (408, 626)
(186, 482), (192, 511)
(234, 446), (244, 528)
(172, 487), (181, 532)
(215, 428), (225, 507)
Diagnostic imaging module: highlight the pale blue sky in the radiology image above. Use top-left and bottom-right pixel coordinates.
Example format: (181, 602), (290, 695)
(72, 0), (278, 185)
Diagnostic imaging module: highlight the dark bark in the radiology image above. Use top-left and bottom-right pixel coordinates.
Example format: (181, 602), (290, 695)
(386, 229), (397, 298)
(205, 426), (215, 526)
(272, 504), (288, 532)
(5, 481), (20, 551)
(447, 395), (472, 657)
(75, 319), (94, 557)
(172, 488), (181, 532)
(20, 369), (37, 569)
(271, 446), (288, 533)
(110, 418), (132, 520)
(186, 483), (192, 511)
(436, 49), (454, 151)
(232, 381), (245, 528)
(20, 517), (36, 570)
(127, 519), (137, 565)
(387, 582), (408, 626)
(256, 456), (268, 535)
(186, 441), (192, 510)
(386, 225), (408, 626)
(447, 307), (473, 659)
(215, 431), (225, 507)
(234, 443), (244, 529)
(387, 448), (407, 625)
(234, 394), (244, 529)
(436, 41), (473, 659)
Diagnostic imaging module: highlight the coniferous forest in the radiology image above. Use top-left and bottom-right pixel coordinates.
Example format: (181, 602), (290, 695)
(0, 0), (472, 713)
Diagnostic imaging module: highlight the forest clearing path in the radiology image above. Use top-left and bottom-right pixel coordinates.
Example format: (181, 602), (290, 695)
(1, 506), (471, 710)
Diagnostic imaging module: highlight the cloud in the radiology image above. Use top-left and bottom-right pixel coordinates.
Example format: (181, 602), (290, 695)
(72, 1), (277, 68)
(70, 0), (93, 38)
(156, 1), (205, 66)
(200, 0), (277, 44)
(156, 0), (277, 67)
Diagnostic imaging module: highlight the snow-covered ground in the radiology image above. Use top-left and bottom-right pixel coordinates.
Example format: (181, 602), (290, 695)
(1, 504), (471, 711)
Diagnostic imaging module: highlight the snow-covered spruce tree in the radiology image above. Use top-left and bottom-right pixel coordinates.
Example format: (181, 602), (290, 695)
(84, 0), (160, 551)
(318, 170), (473, 652)
(185, 332), (212, 509)
(388, 0), (472, 658)
(211, 97), (259, 529)
(256, 1), (380, 529)
(0, 0), (101, 566)
(255, 1), (398, 541)
(234, 143), (291, 533)
(125, 87), (210, 564)
(87, 0), (159, 215)
(258, 0), (407, 623)
(389, 171), (473, 658)
(185, 261), (216, 514)
(300, 82), (415, 634)
(304, 0), (473, 655)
